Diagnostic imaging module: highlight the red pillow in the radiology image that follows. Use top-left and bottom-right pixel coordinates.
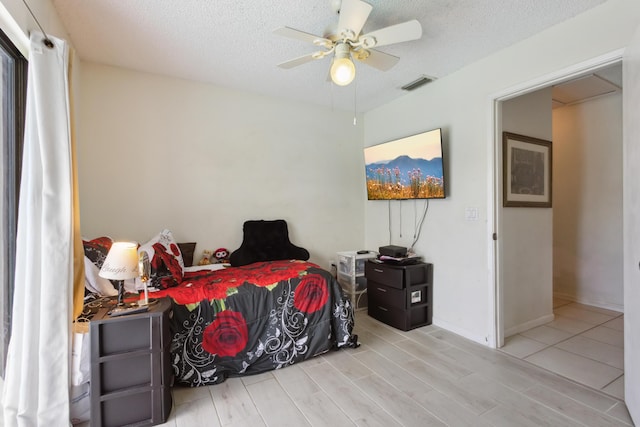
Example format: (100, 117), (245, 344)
(138, 229), (184, 289)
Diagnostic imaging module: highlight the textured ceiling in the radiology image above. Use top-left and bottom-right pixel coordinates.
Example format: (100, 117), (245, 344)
(50, 0), (609, 112)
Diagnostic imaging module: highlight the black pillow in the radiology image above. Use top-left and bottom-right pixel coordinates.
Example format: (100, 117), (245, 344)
(178, 242), (196, 267)
(229, 220), (309, 267)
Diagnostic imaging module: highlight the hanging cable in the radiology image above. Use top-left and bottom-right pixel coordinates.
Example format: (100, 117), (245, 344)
(21, 0), (54, 48)
(388, 200), (392, 244)
(410, 199), (429, 251)
(414, 199), (418, 238)
(399, 201), (402, 238)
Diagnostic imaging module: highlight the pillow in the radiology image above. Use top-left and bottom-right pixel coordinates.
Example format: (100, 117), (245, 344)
(82, 237), (118, 296)
(229, 219), (309, 267)
(83, 256), (118, 296)
(178, 242), (196, 267)
(138, 229), (184, 289)
(83, 236), (112, 267)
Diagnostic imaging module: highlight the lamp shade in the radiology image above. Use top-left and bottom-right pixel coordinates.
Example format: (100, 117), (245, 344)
(99, 241), (139, 281)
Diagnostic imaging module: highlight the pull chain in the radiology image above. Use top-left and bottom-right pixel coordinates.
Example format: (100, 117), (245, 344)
(353, 82), (357, 125)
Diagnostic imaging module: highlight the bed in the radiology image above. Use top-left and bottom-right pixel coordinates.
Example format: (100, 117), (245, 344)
(79, 219), (356, 387)
(152, 258), (356, 386)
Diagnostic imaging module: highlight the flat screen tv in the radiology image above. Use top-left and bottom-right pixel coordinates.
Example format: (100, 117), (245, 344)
(364, 128), (445, 200)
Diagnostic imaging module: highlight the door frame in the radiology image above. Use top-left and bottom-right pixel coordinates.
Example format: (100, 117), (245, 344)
(488, 49), (624, 348)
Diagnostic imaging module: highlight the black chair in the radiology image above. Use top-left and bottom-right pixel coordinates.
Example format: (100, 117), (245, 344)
(229, 220), (310, 267)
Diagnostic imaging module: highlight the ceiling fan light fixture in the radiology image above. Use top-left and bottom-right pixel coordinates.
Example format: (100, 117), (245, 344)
(330, 57), (355, 86)
(275, 0), (423, 87)
(330, 43), (356, 86)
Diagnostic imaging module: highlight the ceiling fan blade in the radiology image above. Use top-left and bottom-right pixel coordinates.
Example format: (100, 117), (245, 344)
(277, 53), (320, 69)
(273, 27), (332, 47)
(360, 19), (422, 48)
(354, 49), (400, 71)
(337, 0), (373, 39)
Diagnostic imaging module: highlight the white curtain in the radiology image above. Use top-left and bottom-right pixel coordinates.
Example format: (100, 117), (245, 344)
(2, 32), (74, 426)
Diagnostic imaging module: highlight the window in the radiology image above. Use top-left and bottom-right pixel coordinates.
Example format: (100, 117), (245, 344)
(0, 27), (27, 377)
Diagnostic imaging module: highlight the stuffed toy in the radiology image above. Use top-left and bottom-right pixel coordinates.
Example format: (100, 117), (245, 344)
(214, 248), (230, 264)
(198, 249), (213, 266)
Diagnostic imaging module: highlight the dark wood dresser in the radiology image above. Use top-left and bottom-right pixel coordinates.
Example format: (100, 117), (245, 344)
(365, 260), (433, 331)
(90, 298), (173, 427)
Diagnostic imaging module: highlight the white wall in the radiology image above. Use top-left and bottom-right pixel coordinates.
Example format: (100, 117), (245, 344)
(77, 63), (364, 269)
(553, 93), (623, 310)
(501, 88), (554, 336)
(363, 0), (640, 344)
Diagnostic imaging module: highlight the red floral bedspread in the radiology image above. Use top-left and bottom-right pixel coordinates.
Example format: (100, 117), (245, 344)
(152, 260), (356, 386)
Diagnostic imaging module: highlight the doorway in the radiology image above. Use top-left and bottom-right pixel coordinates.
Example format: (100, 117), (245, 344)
(491, 54), (624, 397)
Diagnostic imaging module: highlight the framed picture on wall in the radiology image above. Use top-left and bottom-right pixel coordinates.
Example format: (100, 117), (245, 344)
(503, 132), (552, 207)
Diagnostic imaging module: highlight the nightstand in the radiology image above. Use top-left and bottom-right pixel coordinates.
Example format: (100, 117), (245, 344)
(365, 261), (432, 331)
(90, 298), (173, 427)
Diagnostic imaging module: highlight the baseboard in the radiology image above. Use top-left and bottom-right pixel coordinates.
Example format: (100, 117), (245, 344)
(553, 291), (624, 313)
(504, 313), (555, 338)
(432, 316), (490, 347)
(552, 291), (576, 304)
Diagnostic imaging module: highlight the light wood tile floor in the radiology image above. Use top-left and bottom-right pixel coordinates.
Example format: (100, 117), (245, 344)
(156, 310), (634, 426)
(502, 299), (626, 401)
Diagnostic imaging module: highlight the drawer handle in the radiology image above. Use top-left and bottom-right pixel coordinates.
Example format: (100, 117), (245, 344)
(377, 306), (388, 312)
(376, 287), (387, 292)
(374, 269), (384, 273)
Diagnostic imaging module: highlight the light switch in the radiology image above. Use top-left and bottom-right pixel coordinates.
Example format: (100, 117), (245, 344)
(465, 207), (479, 221)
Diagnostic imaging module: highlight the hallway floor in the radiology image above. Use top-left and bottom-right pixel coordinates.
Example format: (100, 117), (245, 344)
(501, 298), (624, 399)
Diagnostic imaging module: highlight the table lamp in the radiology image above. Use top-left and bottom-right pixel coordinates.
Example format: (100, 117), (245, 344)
(99, 241), (138, 310)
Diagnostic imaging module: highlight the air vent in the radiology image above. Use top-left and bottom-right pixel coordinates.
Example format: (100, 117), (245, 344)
(401, 75), (435, 91)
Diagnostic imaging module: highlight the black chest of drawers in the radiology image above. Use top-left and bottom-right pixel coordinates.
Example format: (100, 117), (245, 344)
(90, 298), (173, 427)
(365, 261), (432, 331)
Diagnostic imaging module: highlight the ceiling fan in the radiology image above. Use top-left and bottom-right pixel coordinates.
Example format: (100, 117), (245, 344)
(274, 0), (422, 86)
